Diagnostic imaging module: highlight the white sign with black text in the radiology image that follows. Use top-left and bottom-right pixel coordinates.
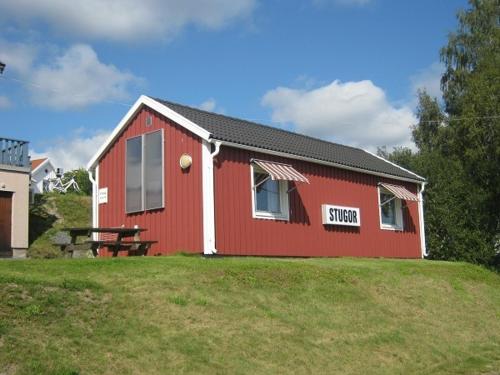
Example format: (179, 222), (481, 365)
(98, 187), (108, 204)
(322, 204), (361, 227)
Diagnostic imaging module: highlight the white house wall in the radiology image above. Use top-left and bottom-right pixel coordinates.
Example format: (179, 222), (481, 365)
(31, 163), (57, 194)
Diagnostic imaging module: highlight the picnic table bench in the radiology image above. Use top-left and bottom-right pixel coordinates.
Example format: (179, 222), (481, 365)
(55, 227), (157, 257)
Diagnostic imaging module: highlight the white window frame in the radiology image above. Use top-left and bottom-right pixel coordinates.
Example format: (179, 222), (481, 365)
(250, 163), (290, 221)
(377, 185), (404, 231)
(125, 129), (165, 214)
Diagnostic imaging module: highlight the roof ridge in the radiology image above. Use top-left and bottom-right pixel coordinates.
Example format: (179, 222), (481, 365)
(154, 98), (365, 153)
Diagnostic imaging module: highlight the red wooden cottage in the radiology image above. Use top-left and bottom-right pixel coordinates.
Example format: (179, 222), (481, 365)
(87, 95), (427, 258)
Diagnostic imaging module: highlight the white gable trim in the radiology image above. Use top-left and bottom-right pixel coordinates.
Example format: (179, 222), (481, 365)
(365, 150), (426, 181)
(86, 95), (211, 170)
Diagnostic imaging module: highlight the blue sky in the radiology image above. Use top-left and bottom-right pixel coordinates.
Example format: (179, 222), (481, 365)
(0, 0), (466, 170)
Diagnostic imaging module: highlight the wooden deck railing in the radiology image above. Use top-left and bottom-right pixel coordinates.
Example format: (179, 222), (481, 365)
(0, 137), (29, 168)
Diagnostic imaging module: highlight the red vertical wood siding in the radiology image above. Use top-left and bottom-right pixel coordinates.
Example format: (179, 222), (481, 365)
(98, 106), (203, 255)
(214, 147), (422, 258)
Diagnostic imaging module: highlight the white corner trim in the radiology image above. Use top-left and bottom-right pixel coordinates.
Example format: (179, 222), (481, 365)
(365, 150), (426, 181)
(202, 140), (217, 254)
(88, 166), (99, 240)
(86, 95), (211, 170)
(418, 182), (427, 258)
(95, 165), (99, 233)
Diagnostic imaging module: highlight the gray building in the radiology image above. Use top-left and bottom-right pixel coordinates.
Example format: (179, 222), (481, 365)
(0, 137), (30, 258)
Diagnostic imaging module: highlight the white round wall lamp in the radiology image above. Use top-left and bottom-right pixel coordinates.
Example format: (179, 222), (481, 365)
(179, 154), (193, 169)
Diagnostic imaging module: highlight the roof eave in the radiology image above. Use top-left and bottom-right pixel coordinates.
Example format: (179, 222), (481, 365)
(364, 150), (426, 182)
(213, 139), (426, 184)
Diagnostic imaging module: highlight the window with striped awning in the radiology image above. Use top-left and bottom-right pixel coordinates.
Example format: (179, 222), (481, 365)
(378, 182), (418, 202)
(252, 159), (309, 184)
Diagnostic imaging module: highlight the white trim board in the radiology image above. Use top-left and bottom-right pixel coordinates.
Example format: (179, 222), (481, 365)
(202, 140), (217, 254)
(366, 150), (425, 181)
(87, 95), (211, 170)
(418, 182), (428, 258)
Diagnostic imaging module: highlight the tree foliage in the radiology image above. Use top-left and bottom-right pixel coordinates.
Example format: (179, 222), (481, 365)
(441, 0), (499, 114)
(381, 0), (499, 267)
(62, 168), (92, 196)
(412, 90), (445, 153)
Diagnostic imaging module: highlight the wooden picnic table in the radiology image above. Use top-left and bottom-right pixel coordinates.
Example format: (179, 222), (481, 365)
(58, 227), (156, 257)
(64, 226), (147, 243)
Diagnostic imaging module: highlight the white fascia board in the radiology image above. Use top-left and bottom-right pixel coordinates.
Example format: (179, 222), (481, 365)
(214, 140), (425, 185)
(86, 95), (211, 170)
(365, 150), (426, 182)
(143, 96), (211, 140)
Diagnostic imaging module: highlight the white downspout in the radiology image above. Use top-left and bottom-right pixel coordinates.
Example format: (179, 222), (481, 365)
(209, 141), (221, 253)
(418, 181), (427, 258)
(202, 140), (221, 255)
(211, 141), (222, 158)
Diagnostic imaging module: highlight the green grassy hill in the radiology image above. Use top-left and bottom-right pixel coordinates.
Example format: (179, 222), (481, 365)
(0, 256), (499, 375)
(28, 193), (92, 258)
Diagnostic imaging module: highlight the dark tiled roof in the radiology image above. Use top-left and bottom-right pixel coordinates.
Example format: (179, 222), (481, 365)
(155, 98), (424, 182)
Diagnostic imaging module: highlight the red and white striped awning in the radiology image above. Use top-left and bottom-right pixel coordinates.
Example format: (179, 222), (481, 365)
(379, 182), (418, 201)
(253, 159), (309, 184)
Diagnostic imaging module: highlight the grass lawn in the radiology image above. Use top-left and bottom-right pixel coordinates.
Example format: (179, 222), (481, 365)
(0, 256), (499, 375)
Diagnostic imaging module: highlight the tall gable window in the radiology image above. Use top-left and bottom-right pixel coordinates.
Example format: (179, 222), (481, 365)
(126, 135), (142, 213)
(126, 130), (164, 213)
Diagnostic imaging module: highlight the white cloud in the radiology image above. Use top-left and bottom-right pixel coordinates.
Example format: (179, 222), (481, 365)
(0, 39), (37, 75)
(30, 44), (140, 109)
(0, 96), (12, 109)
(197, 98), (226, 114)
(0, 0), (256, 42)
(31, 130), (110, 171)
(0, 40), (141, 110)
(262, 80), (416, 150)
(198, 98), (217, 112)
(410, 62), (443, 100)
